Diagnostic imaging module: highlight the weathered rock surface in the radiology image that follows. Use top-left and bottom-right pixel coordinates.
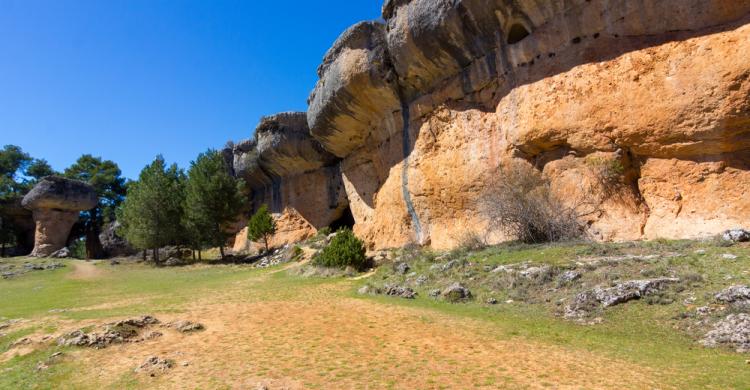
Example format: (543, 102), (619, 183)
(224, 1), (750, 251)
(441, 282), (472, 302)
(22, 177), (97, 257)
(135, 356), (173, 375)
(565, 278), (679, 319)
(224, 114), (348, 253)
(384, 284), (417, 299)
(715, 285), (750, 310)
(701, 314), (750, 353)
(723, 229), (750, 243)
(307, 22), (401, 157)
(99, 221), (136, 258)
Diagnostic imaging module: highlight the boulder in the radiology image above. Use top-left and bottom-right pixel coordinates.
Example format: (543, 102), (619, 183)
(49, 247), (71, 259)
(723, 229), (750, 243)
(565, 278), (680, 318)
(715, 285), (750, 309)
(393, 262), (411, 275)
(168, 320), (204, 333)
(383, 284), (417, 299)
(701, 314), (750, 353)
(441, 282), (472, 302)
(99, 221), (136, 258)
(22, 177), (97, 257)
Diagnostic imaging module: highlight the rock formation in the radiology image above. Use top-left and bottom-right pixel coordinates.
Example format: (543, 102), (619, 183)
(22, 177), (98, 257)
(227, 1), (750, 251)
(99, 221), (136, 258)
(224, 113), (348, 252)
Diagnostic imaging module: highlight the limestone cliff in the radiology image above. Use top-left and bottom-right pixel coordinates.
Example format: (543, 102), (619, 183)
(229, 0), (750, 251)
(225, 112), (348, 252)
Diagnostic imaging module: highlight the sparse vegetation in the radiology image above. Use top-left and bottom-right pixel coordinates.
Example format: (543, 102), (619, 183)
(482, 161), (586, 244)
(313, 228), (367, 271)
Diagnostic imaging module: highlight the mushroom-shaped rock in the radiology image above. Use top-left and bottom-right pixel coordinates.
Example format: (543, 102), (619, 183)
(226, 138), (274, 190)
(22, 177), (98, 257)
(225, 112), (337, 190)
(255, 112), (337, 177)
(308, 21), (401, 158)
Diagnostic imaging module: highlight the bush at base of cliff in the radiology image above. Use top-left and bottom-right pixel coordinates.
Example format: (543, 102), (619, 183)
(313, 228), (367, 271)
(482, 161), (587, 244)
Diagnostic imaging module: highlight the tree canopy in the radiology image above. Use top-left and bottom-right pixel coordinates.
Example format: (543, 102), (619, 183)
(64, 154), (128, 258)
(247, 204), (276, 253)
(118, 156), (185, 263)
(183, 149), (244, 258)
(0, 145), (55, 201)
(0, 145), (55, 254)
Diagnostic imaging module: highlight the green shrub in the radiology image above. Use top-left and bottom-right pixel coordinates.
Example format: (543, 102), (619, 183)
(313, 228), (367, 271)
(317, 227), (332, 237)
(292, 245), (304, 261)
(247, 204), (276, 253)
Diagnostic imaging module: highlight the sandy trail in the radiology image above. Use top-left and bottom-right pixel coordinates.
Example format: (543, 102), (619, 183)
(67, 260), (107, 280)
(69, 281), (668, 390)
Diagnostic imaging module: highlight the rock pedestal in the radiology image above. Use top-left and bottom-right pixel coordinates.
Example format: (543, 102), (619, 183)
(22, 177), (98, 257)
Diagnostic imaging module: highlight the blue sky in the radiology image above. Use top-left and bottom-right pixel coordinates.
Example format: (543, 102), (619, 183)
(0, 0), (382, 179)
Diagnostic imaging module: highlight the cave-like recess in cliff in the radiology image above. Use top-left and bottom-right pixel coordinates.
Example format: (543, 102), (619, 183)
(329, 206), (355, 232)
(507, 23), (530, 44)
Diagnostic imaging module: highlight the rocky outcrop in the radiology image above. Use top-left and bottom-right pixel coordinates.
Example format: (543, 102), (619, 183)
(227, 1), (750, 251)
(99, 221), (136, 258)
(307, 22), (401, 158)
(224, 113), (348, 252)
(22, 177), (98, 257)
(307, 0), (750, 249)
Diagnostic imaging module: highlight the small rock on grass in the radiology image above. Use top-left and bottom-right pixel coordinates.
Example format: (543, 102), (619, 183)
(168, 320), (204, 333)
(384, 284), (417, 299)
(393, 262), (410, 275)
(441, 282), (472, 303)
(135, 356), (173, 375)
(723, 229), (750, 243)
(723, 254), (739, 260)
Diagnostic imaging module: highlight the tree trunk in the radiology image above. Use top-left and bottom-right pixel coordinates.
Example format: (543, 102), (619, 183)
(153, 248), (159, 264)
(192, 250), (196, 261)
(1, 243), (5, 258)
(198, 250), (202, 261)
(219, 246), (225, 260)
(142, 249), (147, 262)
(263, 236), (269, 253)
(85, 228), (105, 260)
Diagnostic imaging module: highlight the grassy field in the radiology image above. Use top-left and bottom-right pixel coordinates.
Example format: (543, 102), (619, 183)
(1, 240), (749, 389)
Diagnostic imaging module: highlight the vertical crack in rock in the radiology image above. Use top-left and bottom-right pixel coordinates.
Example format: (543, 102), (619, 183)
(397, 89), (424, 244)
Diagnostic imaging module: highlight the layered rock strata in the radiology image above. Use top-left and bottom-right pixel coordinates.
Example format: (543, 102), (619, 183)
(229, 1), (750, 250)
(22, 177), (98, 257)
(224, 113), (348, 252)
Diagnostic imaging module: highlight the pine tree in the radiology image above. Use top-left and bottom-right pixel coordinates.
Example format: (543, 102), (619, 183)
(183, 149), (244, 259)
(118, 156), (185, 264)
(247, 204), (276, 253)
(64, 155), (127, 259)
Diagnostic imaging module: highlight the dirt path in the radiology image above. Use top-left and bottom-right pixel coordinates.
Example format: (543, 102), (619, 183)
(67, 260), (106, 280)
(71, 282), (668, 390)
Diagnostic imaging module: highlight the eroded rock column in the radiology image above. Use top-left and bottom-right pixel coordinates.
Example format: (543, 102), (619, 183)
(22, 177), (98, 257)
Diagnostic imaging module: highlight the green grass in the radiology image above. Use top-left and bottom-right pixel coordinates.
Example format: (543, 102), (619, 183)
(1, 240), (749, 389)
(358, 239), (750, 389)
(0, 259), (268, 320)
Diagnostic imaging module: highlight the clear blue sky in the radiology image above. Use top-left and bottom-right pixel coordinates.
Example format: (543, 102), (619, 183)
(0, 0), (382, 179)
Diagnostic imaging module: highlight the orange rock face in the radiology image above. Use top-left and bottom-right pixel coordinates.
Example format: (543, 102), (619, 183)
(229, 1), (750, 251)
